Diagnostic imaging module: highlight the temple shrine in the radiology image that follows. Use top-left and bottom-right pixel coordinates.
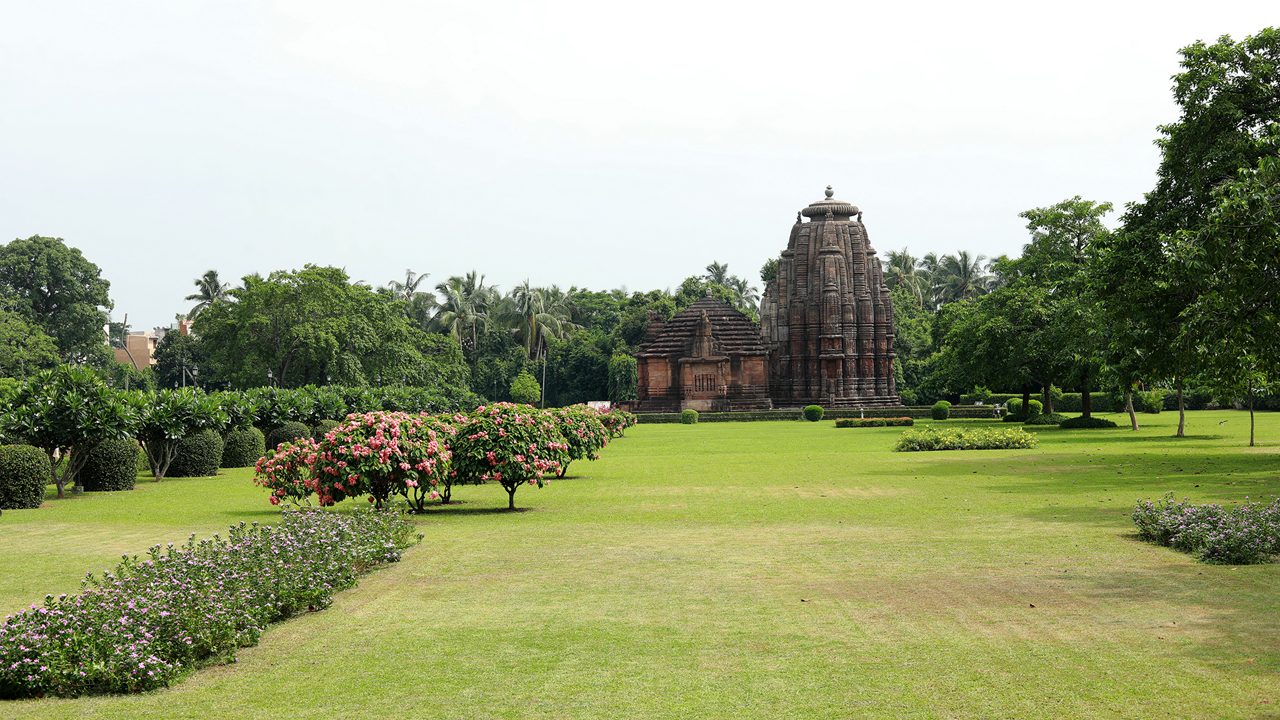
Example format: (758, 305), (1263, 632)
(635, 186), (900, 412)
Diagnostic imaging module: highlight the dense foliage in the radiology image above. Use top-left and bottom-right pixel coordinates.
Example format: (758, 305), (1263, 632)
(1059, 415), (1118, 429)
(549, 406), (610, 477)
(1133, 493), (1280, 564)
(835, 417), (914, 428)
(802, 405), (824, 422)
(509, 371), (541, 406)
(134, 388), (227, 480)
(931, 401), (951, 420)
(680, 409), (699, 424)
(309, 411), (454, 510)
(78, 437), (139, 492)
(220, 426), (266, 468)
(0, 444), (49, 510)
(894, 426), (1038, 452)
(166, 429), (224, 478)
(0, 509), (419, 698)
(599, 408), (638, 438)
(265, 422), (311, 451)
(450, 403), (570, 509)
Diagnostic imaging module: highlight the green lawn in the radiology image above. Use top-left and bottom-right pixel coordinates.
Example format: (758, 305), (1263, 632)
(2, 411), (1278, 719)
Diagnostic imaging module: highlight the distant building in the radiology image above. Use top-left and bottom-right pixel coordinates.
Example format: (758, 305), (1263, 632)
(110, 319), (191, 372)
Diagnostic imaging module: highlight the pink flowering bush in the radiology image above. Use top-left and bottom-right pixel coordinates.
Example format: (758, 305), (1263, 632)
(599, 409), (637, 438)
(309, 411), (453, 510)
(549, 406), (610, 477)
(253, 438), (320, 506)
(0, 509), (418, 698)
(451, 403), (570, 509)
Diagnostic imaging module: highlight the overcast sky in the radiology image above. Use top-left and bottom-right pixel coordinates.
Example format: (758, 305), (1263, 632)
(2, 1), (1275, 329)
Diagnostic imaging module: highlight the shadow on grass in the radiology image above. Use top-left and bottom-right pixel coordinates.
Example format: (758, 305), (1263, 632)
(424, 505), (532, 517)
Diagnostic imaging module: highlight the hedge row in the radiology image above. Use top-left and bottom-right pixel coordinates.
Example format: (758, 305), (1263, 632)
(637, 405), (1004, 423)
(835, 417), (914, 428)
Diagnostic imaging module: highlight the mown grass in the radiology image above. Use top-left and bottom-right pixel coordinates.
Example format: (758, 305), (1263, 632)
(1, 410), (1278, 719)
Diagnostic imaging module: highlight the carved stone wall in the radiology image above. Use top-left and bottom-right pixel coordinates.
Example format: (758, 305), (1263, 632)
(760, 187), (900, 407)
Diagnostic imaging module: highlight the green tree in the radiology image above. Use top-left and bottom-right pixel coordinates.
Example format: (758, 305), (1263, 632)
(608, 352), (638, 403)
(0, 365), (137, 497)
(135, 388), (229, 479)
(0, 236), (112, 363)
(0, 305), (58, 379)
(185, 269), (230, 318)
(509, 370), (542, 406)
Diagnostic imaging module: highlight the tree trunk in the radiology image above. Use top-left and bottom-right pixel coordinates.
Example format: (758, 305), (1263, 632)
(1021, 386), (1032, 417)
(1175, 378), (1186, 438)
(49, 450), (63, 499)
(1080, 372), (1092, 419)
(507, 485), (517, 510)
(1042, 383), (1055, 415)
(1249, 390), (1255, 448)
(1124, 389), (1139, 431)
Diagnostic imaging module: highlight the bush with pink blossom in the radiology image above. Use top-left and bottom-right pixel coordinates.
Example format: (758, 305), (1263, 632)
(549, 406), (610, 477)
(308, 411), (454, 510)
(450, 403), (570, 509)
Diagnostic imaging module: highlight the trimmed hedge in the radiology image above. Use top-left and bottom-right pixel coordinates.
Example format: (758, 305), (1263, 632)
(803, 405), (824, 422)
(894, 426), (1039, 452)
(79, 437), (138, 492)
(680, 409), (699, 424)
(637, 405), (1002, 423)
(1059, 415), (1118, 429)
(0, 444), (49, 510)
(221, 427), (266, 468)
(1025, 412), (1067, 426)
(931, 401), (951, 420)
(312, 419), (341, 441)
(266, 421), (311, 451)
(167, 429), (224, 478)
(835, 417), (914, 428)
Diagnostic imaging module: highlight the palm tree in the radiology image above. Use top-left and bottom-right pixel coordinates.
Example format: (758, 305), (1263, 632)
(387, 269), (430, 301)
(728, 276), (760, 315)
(704, 261), (730, 286)
(505, 282), (581, 360)
(432, 272), (494, 351)
(185, 270), (230, 318)
(883, 249), (930, 308)
(932, 251), (993, 305)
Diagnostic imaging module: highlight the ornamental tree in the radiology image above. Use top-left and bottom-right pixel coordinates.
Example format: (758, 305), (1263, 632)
(549, 406), (609, 477)
(254, 438), (320, 506)
(450, 403), (569, 510)
(0, 365), (137, 497)
(135, 388), (229, 479)
(307, 411), (453, 510)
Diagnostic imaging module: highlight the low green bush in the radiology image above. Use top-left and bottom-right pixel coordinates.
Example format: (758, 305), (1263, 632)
(79, 437), (138, 492)
(0, 444), (49, 510)
(221, 427), (266, 468)
(167, 429), (224, 478)
(680, 409), (699, 424)
(266, 421), (311, 451)
(802, 405), (824, 422)
(1025, 412), (1067, 426)
(835, 417), (913, 428)
(1059, 415), (1118, 429)
(931, 400), (951, 420)
(1135, 389), (1165, 414)
(312, 419), (341, 441)
(894, 426), (1038, 452)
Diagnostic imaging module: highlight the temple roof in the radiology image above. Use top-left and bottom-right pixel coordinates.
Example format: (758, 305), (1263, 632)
(636, 296), (767, 357)
(800, 184), (860, 220)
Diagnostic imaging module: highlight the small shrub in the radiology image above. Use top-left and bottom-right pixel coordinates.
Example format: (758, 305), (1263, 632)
(509, 371), (541, 406)
(0, 444), (49, 510)
(680, 408), (699, 424)
(600, 409), (638, 438)
(221, 426), (266, 468)
(166, 429), (224, 478)
(894, 426), (1038, 452)
(0, 509), (419, 698)
(1025, 412), (1067, 426)
(311, 419), (340, 442)
(265, 421), (311, 450)
(930, 400), (951, 420)
(964, 386), (993, 405)
(1133, 493), (1279, 564)
(1059, 415), (1118, 429)
(802, 405), (825, 422)
(78, 437), (138, 492)
(835, 417), (914, 428)
(1135, 389), (1165, 414)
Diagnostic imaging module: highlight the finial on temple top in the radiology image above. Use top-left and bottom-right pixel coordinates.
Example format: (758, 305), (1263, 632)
(824, 185), (834, 199)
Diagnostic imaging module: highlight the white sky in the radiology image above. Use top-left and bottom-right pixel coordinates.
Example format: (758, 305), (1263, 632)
(2, 1), (1275, 329)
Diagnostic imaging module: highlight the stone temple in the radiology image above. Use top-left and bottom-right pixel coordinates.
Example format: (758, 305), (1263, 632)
(634, 186), (899, 412)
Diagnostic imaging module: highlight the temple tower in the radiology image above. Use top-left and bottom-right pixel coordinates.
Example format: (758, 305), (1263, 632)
(760, 186), (899, 407)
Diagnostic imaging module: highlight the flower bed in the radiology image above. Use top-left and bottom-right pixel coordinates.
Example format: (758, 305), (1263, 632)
(1132, 493), (1280, 564)
(893, 426), (1038, 452)
(835, 417), (914, 428)
(0, 509), (419, 698)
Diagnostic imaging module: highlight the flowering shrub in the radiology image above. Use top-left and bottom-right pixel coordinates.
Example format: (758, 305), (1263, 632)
(835, 417), (914, 428)
(599, 409), (637, 438)
(1133, 493), (1280, 564)
(306, 411), (452, 510)
(894, 426), (1038, 452)
(550, 406), (610, 477)
(451, 403), (569, 509)
(0, 509), (419, 698)
(254, 438), (320, 506)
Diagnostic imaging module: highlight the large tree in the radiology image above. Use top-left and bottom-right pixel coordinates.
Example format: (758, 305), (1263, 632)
(1095, 28), (1280, 436)
(0, 305), (59, 379)
(0, 236), (112, 363)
